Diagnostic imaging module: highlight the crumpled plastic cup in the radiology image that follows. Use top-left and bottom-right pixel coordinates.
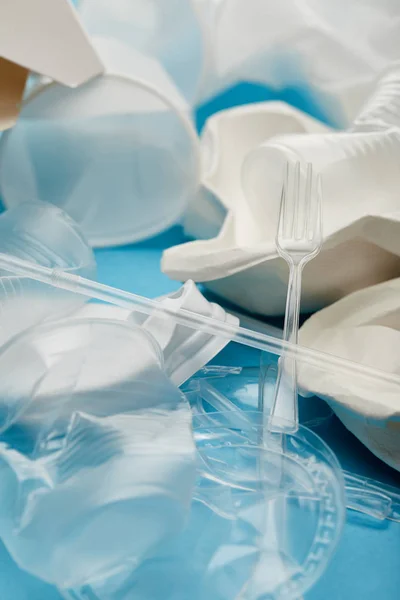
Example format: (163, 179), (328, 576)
(0, 201), (96, 346)
(0, 37), (200, 247)
(0, 317), (196, 589)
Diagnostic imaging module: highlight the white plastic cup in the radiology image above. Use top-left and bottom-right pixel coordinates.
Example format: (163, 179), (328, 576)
(243, 129), (400, 243)
(241, 126), (400, 312)
(0, 37), (201, 247)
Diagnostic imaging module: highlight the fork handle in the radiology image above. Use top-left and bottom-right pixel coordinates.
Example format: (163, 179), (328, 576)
(282, 263), (302, 346)
(270, 263), (302, 432)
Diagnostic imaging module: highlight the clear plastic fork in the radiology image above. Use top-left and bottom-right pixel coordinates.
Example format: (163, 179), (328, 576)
(266, 161), (323, 434)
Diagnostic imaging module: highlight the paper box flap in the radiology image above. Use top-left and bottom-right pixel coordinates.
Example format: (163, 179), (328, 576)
(0, 0), (103, 87)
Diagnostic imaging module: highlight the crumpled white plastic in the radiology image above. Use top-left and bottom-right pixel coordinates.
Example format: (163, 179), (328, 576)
(162, 69), (400, 316)
(298, 277), (400, 472)
(79, 0), (400, 125)
(196, 0), (400, 124)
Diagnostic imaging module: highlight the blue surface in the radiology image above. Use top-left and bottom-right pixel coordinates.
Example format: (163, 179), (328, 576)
(0, 84), (399, 599)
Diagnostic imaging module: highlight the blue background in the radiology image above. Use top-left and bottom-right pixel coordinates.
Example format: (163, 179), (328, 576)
(0, 83), (399, 599)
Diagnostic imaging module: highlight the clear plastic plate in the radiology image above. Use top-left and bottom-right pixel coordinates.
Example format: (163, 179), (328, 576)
(64, 410), (344, 600)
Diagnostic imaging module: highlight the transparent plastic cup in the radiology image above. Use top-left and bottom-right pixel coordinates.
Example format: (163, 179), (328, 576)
(77, 0), (208, 103)
(0, 37), (201, 247)
(0, 290), (344, 599)
(0, 317), (196, 590)
(63, 410), (344, 600)
(0, 202), (95, 347)
(0, 316), (164, 435)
